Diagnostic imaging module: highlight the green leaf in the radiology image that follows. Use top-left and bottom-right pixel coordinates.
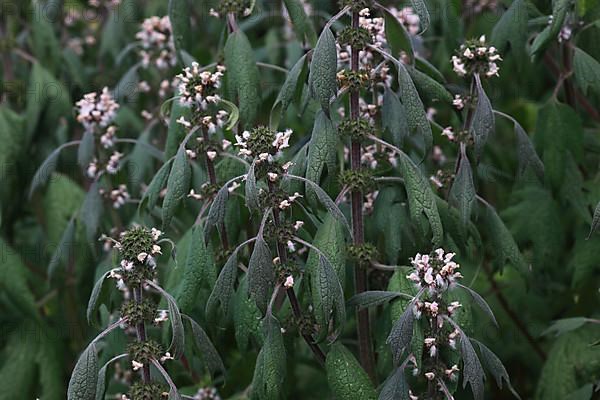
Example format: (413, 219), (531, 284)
(30, 0), (61, 74)
(183, 315), (225, 375)
(407, 65), (453, 104)
(149, 282), (185, 359)
(397, 62), (432, 150)
(0, 324), (39, 400)
(309, 254), (346, 342)
(573, 47), (600, 95)
(245, 162), (260, 212)
(0, 238), (37, 319)
(470, 75), (494, 161)
(176, 225), (216, 313)
(48, 216), (76, 278)
(542, 317), (592, 337)
(566, 384), (594, 400)
(68, 343), (98, 400)
(309, 28), (337, 115)
(306, 111), (337, 204)
(81, 181), (104, 244)
(397, 152), (443, 246)
(270, 53), (309, 130)
(233, 275), (262, 350)
(588, 201), (600, 239)
(206, 184), (230, 240)
(383, 8), (414, 63)
(457, 284), (498, 327)
(326, 343), (377, 400)
(251, 314), (286, 400)
(77, 130), (95, 168)
(348, 291), (406, 310)
(162, 146), (191, 229)
(514, 121), (544, 181)
(87, 270), (113, 326)
(449, 155), (476, 228)
(459, 331), (485, 400)
(305, 214), (346, 285)
(381, 88), (408, 148)
(206, 248), (239, 319)
(225, 30), (260, 127)
(410, 0), (430, 33)
(530, 0), (571, 59)
(282, 0), (318, 45)
(378, 367), (410, 400)
(141, 158), (173, 211)
(386, 301), (416, 364)
(491, 0), (528, 56)
(165, 101), (192, 159)
(169, 0), (192, 66)
(247, 236), (275, 314)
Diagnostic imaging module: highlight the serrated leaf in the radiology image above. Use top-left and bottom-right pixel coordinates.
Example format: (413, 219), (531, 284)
(141, 158), (173, 211)
(206, 184), (230, 240)
(305, 214), (346, 284)
(162, 146), (190, 229)
(251, 314), (286, 400)
(95, 354), (126, 400)
(81, 181), (104, 244)
(397, 152), (443, 246)
(348, 291), (406, 310)
(169, 0), (191, 66)
(233, 275), (262, 351)
(306, 111), (337, 204)
(48, 216), (76, 279)
(378, 367), (410, 400)
(410, 0), (430, 33)
(382, 88), (408, 148)
(470, 75), (494, 160)
(491, 0), (528, 56)
(326, 343), (377, 400)
(573, 47), (600, 95)
(457, 283), (498, 327)
(225, 30), (260, 127)
(247, 236), (274, 314)
(270, 53), (309, 130)
(176, 225), (216, 313)
(386, 302), (416, 364)
(68, 343), (98, 400)
(309, 28), (337, 115)
(87, 270), (113, 326)
(310, 254), (346, 342)
(183, 315), (225, 375)
(282, 0), (317, 45)
(383, 8), (414, 63)
(407, 65), (452, 104)
(397, 62), (432, 150)
(514, 121), (544, 180)
(459, 331), (485, 400)
(449, 155), (476, 228)
(245, 162), (260, 212)
(206, 248), (239, 319)
(148, 281), (185, 359)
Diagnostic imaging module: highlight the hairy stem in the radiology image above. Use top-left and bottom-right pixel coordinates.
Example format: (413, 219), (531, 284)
(349, 10), (376, 382)
(133, 286), (152, 383)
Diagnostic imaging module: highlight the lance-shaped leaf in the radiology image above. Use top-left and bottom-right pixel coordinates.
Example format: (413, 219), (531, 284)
(305, 214), (346, 284)
(449, 154), (476, 229)
(382, 88), (408, 147)
(471, 339), (521, 399)
(169, 0), (191, 66)
(397, 62), (432, 150)
(245, 162), (260, 212)
(48, 216), (76, 278)
(176, 225), (216, 314)
(470, 74), (494, 161)
(251, 314), (286, 400)
(233, 275), (262, 351)
(81, 181), (104, 244)
(326, 343), (377, 400)
(309, 28), (337, 115)
(397, 152), (443, 246)
(451, 322), (484, 400)
(162, 146), (191, 229)
(378, 367), (410, 400)
(514, 121), (544, 180)
(310, 254), (346, 342)
(530, 0), (570, 59)
(491, 0), (528, 56)
(282, 0), (317, 45)
(386, 302), (417, 364)
(270, 53), (309, 129)
(67, 343), (98, 400)
(588, 201), (600, 239)
(306, 111), (337, 204)
(383, 7), (414, 62)
(225, 30), (260, 127)
(78, 130), (95, 167)
(95, 354), (127, 400)
(407, 65), (452, 104)
(457, 283), (498, 327)
(348, 291), (408, 310)
(206, 248), (239, 319)
(206, 184), (229, 241)
(87, 270), (113, 326)
(573, 47), (600, 95)
(183, 315), (225, 375)
(140, 158), (173, 211)
(147, 281), (185, 359)
(151, 359), (182, 400)
(165, 101), (192, 159)
(29, 141), (78, 198)
(410, 0), (430, 33)
(247, 236), (274, 314)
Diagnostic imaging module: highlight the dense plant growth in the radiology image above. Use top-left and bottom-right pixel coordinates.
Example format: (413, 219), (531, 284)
(1, 0), (600, 399)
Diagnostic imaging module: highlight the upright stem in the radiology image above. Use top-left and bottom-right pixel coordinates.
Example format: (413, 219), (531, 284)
(561, 42), (576, 108)
(133, 286), (151, 383)
(268, 181), (326, 365)
(202, 127), (229, 249)
(349, 10), (376, 382)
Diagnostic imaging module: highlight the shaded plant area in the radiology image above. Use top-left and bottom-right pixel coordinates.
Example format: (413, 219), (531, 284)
(1, 0), (600, 399)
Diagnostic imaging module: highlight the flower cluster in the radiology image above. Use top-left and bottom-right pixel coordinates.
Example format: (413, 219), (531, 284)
(193, 387), (222, 400)
(176, 62), (225, 109)
(209, 0), (252, 18)
(234, 127), (293, 159)
(135, 16), (177, 70)
(75, 87), (120, 131)
(451, 35), (502, 78)
(406, 249), (462, 296)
